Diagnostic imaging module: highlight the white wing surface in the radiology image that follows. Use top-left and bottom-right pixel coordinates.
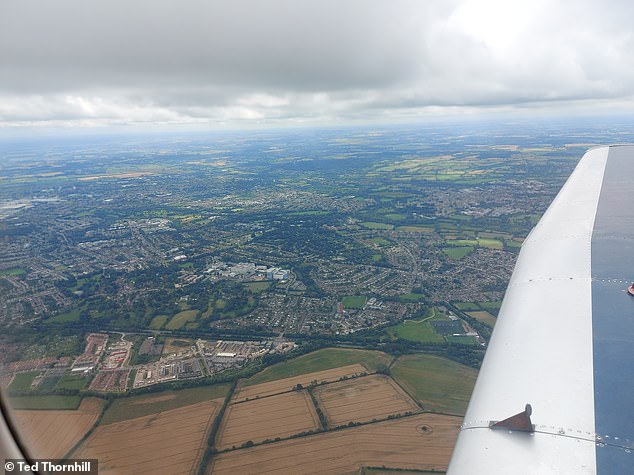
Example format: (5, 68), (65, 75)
(448, 146), (634, 474)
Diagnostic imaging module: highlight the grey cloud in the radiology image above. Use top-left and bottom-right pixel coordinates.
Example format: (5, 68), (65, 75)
(1, 0), (634, 127)
(1, 0), (434, 93)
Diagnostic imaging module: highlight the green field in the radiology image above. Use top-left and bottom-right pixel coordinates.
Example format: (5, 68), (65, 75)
(478, 300), (502, 310)
(505, 239), (522, 249)
(46, 308), (81, 324)
(165, 310), (199, 330)
(390, 354), (478, 415)
(149, 314), (169, 329)
(467, 310), (497, 327)
(370, 237), (391, 247)
(386, 319), (445, 344)
(9, 395), (83, 410)
(7, 371), (39, 392)
(444, 237), (504, 251)
(55, 373), (91, 390)
(342, 295), (367, 309)
(478, 231), (511, 240)
(446, 239), (478, 247)
(37, 377), (61, 392)
(395, 225), (434, 233)
(244, 281), (273, 292)
(477, 238), (504, 250)
(0, 268), (27, 276)
(443, 246), (474, 259)
(478, 300), (503, 316)
(245, 348), (393, 386)
(455, 300), (502, 317)
(383, 213), (406, 221)
(360, 221), (394, 230)
(454, 302), (480, 311)
(445, 335), (481, 345)
(100, 384), (231, 425)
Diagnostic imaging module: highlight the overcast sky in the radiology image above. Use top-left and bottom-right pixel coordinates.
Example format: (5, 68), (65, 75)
(2, 0), (634, 129)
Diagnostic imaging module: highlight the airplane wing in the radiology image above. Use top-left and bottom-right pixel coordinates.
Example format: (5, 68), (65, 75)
(448, 145), (634, 474)
(0, 389), (33, 473)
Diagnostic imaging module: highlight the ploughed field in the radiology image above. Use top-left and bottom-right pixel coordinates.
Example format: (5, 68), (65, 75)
(314, 374), (420, 426)
(12, 398), (105, 458)
(217, 391), (320, 450)
(75, 400), (221, 475)
(208, 413), (462, 475)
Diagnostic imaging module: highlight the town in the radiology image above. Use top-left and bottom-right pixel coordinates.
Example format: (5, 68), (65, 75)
(2, 333), (296, 393)
(0, 124), (612, 367)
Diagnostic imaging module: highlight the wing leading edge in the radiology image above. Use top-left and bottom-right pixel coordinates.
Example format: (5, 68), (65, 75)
(448, 146), (634, 474)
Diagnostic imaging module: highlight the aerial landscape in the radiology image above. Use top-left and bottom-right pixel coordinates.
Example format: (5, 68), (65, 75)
(2, 119), (634, 473)
(2, 0), (634, 473)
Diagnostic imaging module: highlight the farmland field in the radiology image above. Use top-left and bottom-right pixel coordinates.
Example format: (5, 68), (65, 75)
(466, 310), (497, 327)
(55, 373), (90, 390)
(101, 384), (230, 424)
(453, 302), (480, 311)
(314, 375), (419, 426)
(235, 364), (368, 402)
(76, 400), (219, 475)
(7, 371), (38, 392)
(208, 413), (462, 475)
(391, 354), (477, 415)
(12, 398), (105, 458)
(245, 348), (392, 386)
(362, 469), (441, 475)
(149, 314), (169, 329)
(477, 300), (503, 315)
(395, 226), (434, 233)
(9, 395), (82, 410)
(217, 391), (319, 449)
(165, 310), (198, 330)
(360, 222), (394, 230)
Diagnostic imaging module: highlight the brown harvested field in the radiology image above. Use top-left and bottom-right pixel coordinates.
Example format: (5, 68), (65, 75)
(208, 413), (461, 475)
(217, 391), (319, 450)
(75, 400), (220, 474)
(361, 470), (436, 475)
(314, 375), (420, 426)
(162, 337), (194, 355)
(234, 364), (367, 402)
(12, 398), (105, 458)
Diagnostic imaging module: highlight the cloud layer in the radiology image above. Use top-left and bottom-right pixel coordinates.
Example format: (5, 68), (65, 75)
(2, 0), (634, 127)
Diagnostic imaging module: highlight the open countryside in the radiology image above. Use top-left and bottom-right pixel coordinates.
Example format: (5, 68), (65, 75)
(314, 374), (420, 426)
(243, 348), (393, 386)
(217, 391), (320, 449)
(75, 400), (221, 474)
(1, 123), (608, 473)
(391, 354), (478, 414)
(235, 364), (368, 402)
(207, 413), (462, 475)
(12, 398), (105, 458)
(7, 348), (477, 473)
